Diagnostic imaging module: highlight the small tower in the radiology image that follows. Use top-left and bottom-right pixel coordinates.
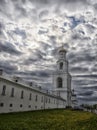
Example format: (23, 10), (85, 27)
(53, 47), (72, 107)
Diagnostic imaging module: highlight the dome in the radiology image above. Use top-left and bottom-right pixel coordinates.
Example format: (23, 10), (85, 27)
(59, 48), (67, 53)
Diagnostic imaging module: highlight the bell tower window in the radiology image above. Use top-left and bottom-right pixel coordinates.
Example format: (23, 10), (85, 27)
(57, 77), (62, 88)
(60, 62), (63, 70)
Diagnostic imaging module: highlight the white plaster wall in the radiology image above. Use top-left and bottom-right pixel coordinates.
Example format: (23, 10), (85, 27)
(0, 78), (66, 113)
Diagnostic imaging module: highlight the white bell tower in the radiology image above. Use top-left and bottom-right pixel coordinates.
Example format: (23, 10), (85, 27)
(53, 47), (72, 107)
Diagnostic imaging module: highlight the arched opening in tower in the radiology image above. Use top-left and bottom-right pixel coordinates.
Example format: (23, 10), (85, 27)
(57, 77), (62, 88)
(60, 62), (63, 70)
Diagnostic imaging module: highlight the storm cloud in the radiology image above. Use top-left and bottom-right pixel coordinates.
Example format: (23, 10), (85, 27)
(0, 0), (97, 104)
(0, 41), (22, 55)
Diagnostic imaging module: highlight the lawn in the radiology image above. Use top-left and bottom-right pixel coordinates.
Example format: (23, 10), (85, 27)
(0, 109), (97, 130)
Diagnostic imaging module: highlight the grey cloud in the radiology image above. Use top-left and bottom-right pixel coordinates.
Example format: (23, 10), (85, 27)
(24, 48), (47, 65)
(48, 35), (57, 48)
(71, 30), (90, 41)
(0, 22), (5, 35)
(13, 1), (28, 17)
(0, 0), (6, 9)
(15, 6), (27, 17)
(39, 41), (50, 48)
(0, 0), (13, 19)
(66, 16), (85, 29)
(50, 47), (59, 57)
(78, 91), (93, 96)
(31, 0), (88, 4)
(65, 0), (88, 3)
(81, 86), (97, 91)
(0, 0), (6, 4)
(93, 3), (97, 10)
(29, 0), (50, 5)
(0, 41), (22, 55)
(72, 78), (97, 92)
(63, 43), (69, 49)
(71, 23), (97, 41)
(24, 58), (38, 65)
(72, 76), (97, 92)
(13, 28), (27, 39)
(0, 0), (91, 22)
(92, 67), (97, 72)
(18, 70), (50, 78)
(35, 49), (46, 59)
(70, 66), (89, 73)
(30, 0), (90, 14)
(60, 27), (66, 33)
(0, 22), (4, 29)
(39, 10), (49, 20)
(72, 79), (85, 86)
(38, 27), (49, 35)
(36, 71), (49, 77)
(0, 0), (29, 20)
(85, 23), (96, 32)
(49, 35), (56, 41)
(0, 61), (18, 74)
(71, 32), (85, 40)
(68, 50), (96, 65)
(34, 43), (57, 63)
(11, 0), (38, 21)
(78, 96), (97, 102)
(67, 52), (75, 60)
(74, 74), (97, 78)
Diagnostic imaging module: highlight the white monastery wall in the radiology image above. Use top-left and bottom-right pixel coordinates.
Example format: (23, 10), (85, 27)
(0, 75), (66, 113)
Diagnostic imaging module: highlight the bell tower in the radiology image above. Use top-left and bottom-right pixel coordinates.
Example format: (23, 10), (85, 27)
(53, 47), (72, 107)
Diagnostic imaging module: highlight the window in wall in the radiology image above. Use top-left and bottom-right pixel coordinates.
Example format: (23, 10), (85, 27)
(29, 82), (33, 86)
(45, 97), (47, 103)
(60, 62), (63, 70)
(9, 104), (13, 107)
(11, 88), (14, 97)
(49, 98), (50, 103)
(21, 91), (24, 99)
(41, 96), (43, 102)
(54, 99), (56, 104)
(15, 80), (18, 82)
(35, 106), (37, 109)
(35, 95), (38, 101)
(0, 69), (3, 75)
(1, 85), (6, 95)
(28, 105), (31, 108)
(0, 103), (4, 107)
(57, 77), (63, 88)
(20, 104), (23, 107)
(29, 93), (32, 100)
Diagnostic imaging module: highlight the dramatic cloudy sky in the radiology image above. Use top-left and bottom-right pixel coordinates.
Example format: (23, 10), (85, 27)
(0, 0), (97, 105)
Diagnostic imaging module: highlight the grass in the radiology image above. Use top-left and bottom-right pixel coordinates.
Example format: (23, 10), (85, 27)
(0, 109), (97, 130)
